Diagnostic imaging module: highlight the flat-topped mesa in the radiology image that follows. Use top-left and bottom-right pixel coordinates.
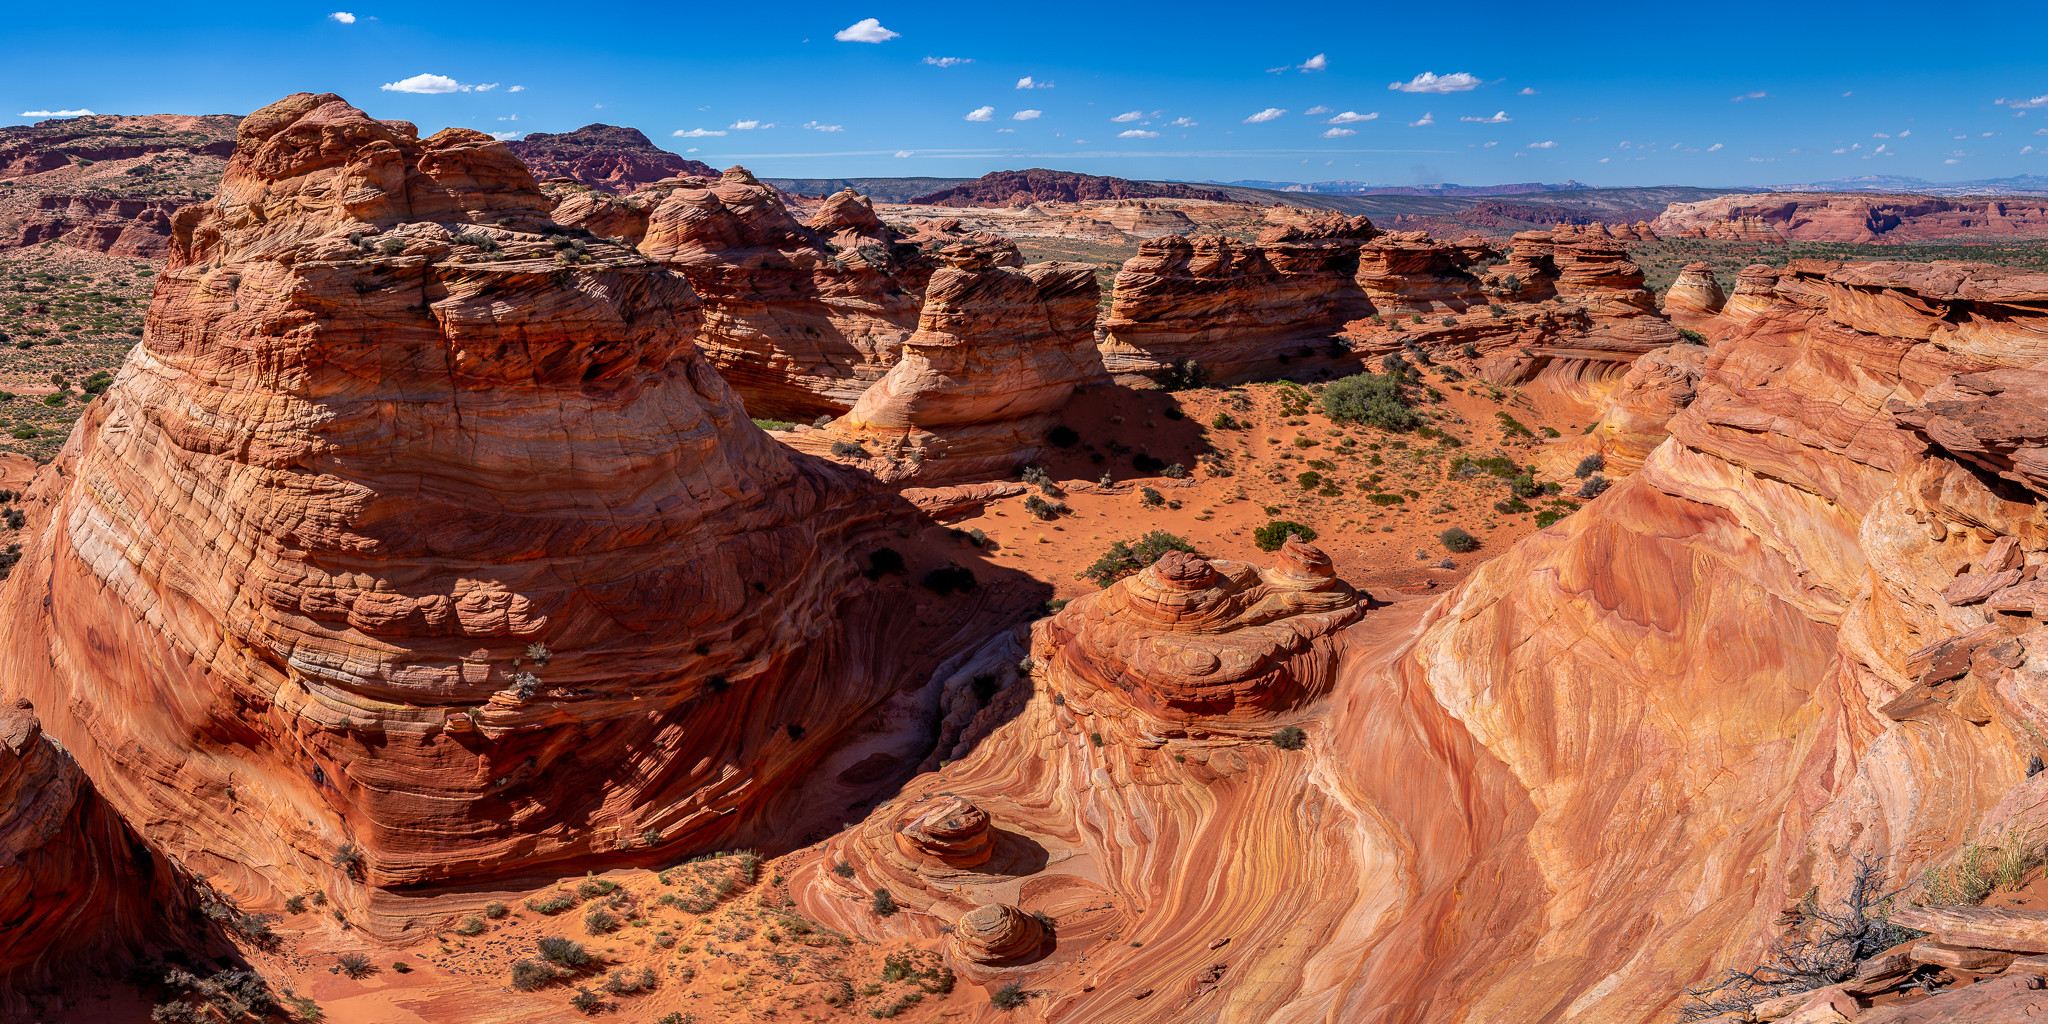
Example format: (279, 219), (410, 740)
(503, 123), (717, 193)
(948, 903), (1048, 965)
(1663, 262), (1727, 323)
(893, 794), (996, 868)
(616, 166), (928, 419)
(1356, 230), (1495, 313)
(1037, 539), (1362, 730)
(1100, 217), (1377, 385)
(796, 239), (1103, 481)
(0, 93), (989, 941)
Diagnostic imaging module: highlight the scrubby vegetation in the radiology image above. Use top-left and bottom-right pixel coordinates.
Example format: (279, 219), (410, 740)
(1680, 858), (1912, 1022)
(1081, 531), (1197, 587)
(1253, 520), (1316, 551)
(1319, 370), (1421, 432)
(1439, 528), (1479, 553)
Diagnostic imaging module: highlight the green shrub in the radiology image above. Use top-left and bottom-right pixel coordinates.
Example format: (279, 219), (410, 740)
(1677, 327), (1708, 344)
(456, 916), (486, 936)
(1161, 359), (1209, 390)
(1140, 487), (1164, 507)
(1253, 521), (1315, 551)
(1366, 492), (1404, 506)
(483, 900), (508, 919)
(584, 905), (620, 934)
(833, 861), (856, 878)
(1439, 528), (1479, 553)
(751, 418), (795, 431)
(336, 953), (375, 979)
(991, 982), (1027, 1010)
(829, 440), (868, 458)
(537, 936), (592, 968)
(569, 986), (604, 1013)
(1271, 726), (1307, 750)
(1210, 412), (1243, 430)
(375, 237), (405, 256)
(1534, 510), (1566, 529)
(527, 892), (575, 915)
(1574, 453), (1605, 478)
(871, 889), (899, 917)
(1577, 476), (1611, 499)
(1320, 371), (1421, 431)
(510, 959), (559, 991)
(603, 967), (657, 995)
(921, 564), (976, 595)
(1081, 531), (1197, 587)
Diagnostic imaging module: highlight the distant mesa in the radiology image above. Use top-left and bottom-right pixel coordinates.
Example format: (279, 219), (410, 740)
(505, 123), (717, 193)
(908, 168), (1233, 207)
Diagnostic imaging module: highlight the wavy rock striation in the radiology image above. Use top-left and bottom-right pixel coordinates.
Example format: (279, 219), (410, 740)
(1656, 192), (2048, 243)
(0, 93), (1020, 945)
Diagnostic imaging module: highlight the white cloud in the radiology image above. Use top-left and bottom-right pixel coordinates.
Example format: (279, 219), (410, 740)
(2025, 146), (2036, 154)
(1748, 156), (1777, 163)
(508, 85), (525, 93)
(1118, 129), (1161, 138)
(1875, 144), (1889, 153)
(729, 120), (771, 130)
(1518, 87), (1538, 95)
(1244, 107), (1287, 123)
(671, 128), (727, 137)
(1527, 140), (1557, 149)
(1012, 109), (1042, 120)
(1016, 76), (1052, 89)
(1730, 90), (1767, 102)
(1390, 72), (1481, 94)
(894, 150), (913, 158)
(1482, 140), (1498, 148)
(1073, 139), (1088, 144)
(1946, 158), (1961, 164)
(922, 56), (971, 67)
(488, 131), (520, 140)
(474, 83), (499, 92)
(802, 121), (844, 132)
(1872, 132), (1890, 138)
(2037, 128), (2048, 135)
(685, 147), (697, 153)
(1460, 110), (1511, 123)
(1998, 95), (2048, 109)
(1325, 110), (1378, 124)
(1111, 110), (1143, 122)
(834, 18), (898, 43)
(1321, 127), (1356, 138)
(1299, 53), (1328, 72)
(20, 109), (94, 118)
(965, 106), (994, 122)
(329, 11), (356, 23)
(1707, 142), (1723, 151)
(1408, 112), (1435, 127)
(1599, 157), (1610, 163)
(996, 128), (1015, 133)
(1166, 116), (1198, 127)
(1304, 105), (1332, 115)
(381, 73), (475, 94)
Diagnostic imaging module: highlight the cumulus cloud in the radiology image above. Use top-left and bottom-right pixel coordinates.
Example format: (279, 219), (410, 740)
(1599, 157), (1610, 163)
(1111, 111), (1143, 122)
(1481, 140), (1498, 148)
(382, 73), (481, 94)
(1527, 140), (1557, 148)
(996, 128), (1015, 133)
(1321, 127), (1356, 138)
(508, 85), (525, 93)
(1390, 72), (1481, 93)
(1873, 131), (1890, 138)
(1304, 105), (1333, 115)
(1730, 90), (1768, 102)
(802, 121), (844, 132)
(965, 105), (994, 122)
(1118, 129), (1161, 138)
(1244, 108), (1287, 123)
(1324, 110), (1378, 124)
(20, 109), (94, 118)
(1016, 76), (1052, 89)
(1708, 142), (1724, 151)
(474, 83), (500, 91)
(834, 18), (898, 43)
(2037, 128), (2048, 135)
(671, 128), (727, 137)
(894, 149), (913, 157)
(1408, 112), (1435, 127)
(1748, 156), (1777, 163)
(1012, 109), (1042, 120)
(1299, 53), (1328, 72)
(1460, 111), (1511, 123)
(1166, 116), (1198, 127)
(1518, 87), (1538, 95)
(922, 56), (971, 67)
(488, 131), (521, 140)
(729, 119), (772, 130)
(1998, 95), (2048, 109)
(329, 11), (356, 23)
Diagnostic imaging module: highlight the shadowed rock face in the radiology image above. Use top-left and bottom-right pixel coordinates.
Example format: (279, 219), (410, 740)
(0, 93), (1015, 943)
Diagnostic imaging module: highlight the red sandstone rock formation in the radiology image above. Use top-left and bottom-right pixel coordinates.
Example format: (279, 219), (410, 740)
(0, 114), (239, 258)
(0, 93), (1020, 946)
(1663, 261), (1727, 324)
(793, 240), (1102, 480)
(1099, 220), (1377, 384)
(503, 124), (715, 193)
(1655, 192), (2048, 243)
(628, 168), (931, 419)
(1356, 230), (1493, 313)
(908, 168), (1231, 207)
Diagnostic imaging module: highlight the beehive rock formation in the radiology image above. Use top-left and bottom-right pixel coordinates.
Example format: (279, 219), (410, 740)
(1663, 261), (1727, 324)
(794, 240), (1103, 480)
(0, 92), (1018, 944)
(1355, 231), (1492, 313)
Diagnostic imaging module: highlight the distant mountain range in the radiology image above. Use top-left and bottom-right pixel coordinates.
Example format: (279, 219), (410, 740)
(1772, 174), (2048, 196)
(1204, 174), (2048, 198)
(1206, 179), (1608, 197)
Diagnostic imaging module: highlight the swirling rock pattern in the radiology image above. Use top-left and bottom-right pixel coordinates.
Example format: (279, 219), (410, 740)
(0, 92), (1015, 944)
(948, 902), (1046, 964)
(894, 795), (995, 868)
(1663, 261), (1727, 324)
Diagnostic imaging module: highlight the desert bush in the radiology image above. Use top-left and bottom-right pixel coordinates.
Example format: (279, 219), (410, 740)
(1439, 528), (1479, 553)
(1577, 476), (1611, 499)
(992, 981), (1028, 1010)
(330, 842), (366, 876)
(1677, 327), (1708, 344)
(871, 889), (899, 917)
(1161, 359), (1209, 390)
(1574, 453), (1605, 478)
(1271, 726), (1307, 750)
(1494, 497), (1531, 514)
(863, 547), (905, 579)
(1081, 531), (1197, 587)
(604, 967), (658, 995)
(284, 895), (306, 915)
(568, 986), (604, 1013)
(527, 891), (575, 914)
(1023, 494), (1070, 520)
(1534, 510), (1566, 529)
(335, 953), (375, 979)
(510, 959), (559, 991)
(584, 905), (620, 934)
(537, 936), (593, 968)
(1162, 462), (1188, 479)
(455, 916), (486, 936)
(1296, 471), (1323, 490)
(833, 861), (856, 878)
(1366, 492), (1404, 506)
(449, 231), (499, 252)
(1320, 371), (1420, 432)
(1253, 521), (1315, 551)
(751, 418), (794, 431)
(1210, 412), (1243, 430)
(829, 440), (868, 458)
(1681, 858), (1910, 1021)
(1140, 487), (1164, 507)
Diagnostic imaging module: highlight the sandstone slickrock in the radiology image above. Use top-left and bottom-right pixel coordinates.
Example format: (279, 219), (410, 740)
(629, 168), (930, 419)
(1099, 217), (1377, 384)
(1656, 192), (2048, 243)
(1355, 230), (1491, 313)
(794, 240), (1103, 480)
(0, 92), (1021, 945)
(503, 123), (715, 193)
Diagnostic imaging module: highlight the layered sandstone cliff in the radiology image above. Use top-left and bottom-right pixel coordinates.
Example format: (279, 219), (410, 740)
(793, 240), (1104, 481)
(0, 113), (239, 257)
(504, 124), (715, 193)
(1655, 192), (2048, 243)
(1663, 261), (1727, 325)
(0, 93), (1019, 946)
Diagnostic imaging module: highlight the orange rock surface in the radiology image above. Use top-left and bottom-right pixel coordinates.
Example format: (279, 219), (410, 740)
(1655, 192), (2048, 243)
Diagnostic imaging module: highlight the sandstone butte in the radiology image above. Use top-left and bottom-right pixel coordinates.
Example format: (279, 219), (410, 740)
(501, 123), (716, 193)
(1653, 191), (2048, 243)
(0, 93), (1037, 953)
(8, 91), (2048, 1024)
(0, 113), (240, 258)
(555, 169), (932, 420)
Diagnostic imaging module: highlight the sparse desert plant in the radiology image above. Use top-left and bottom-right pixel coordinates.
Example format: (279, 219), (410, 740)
(335, 953), (376, 979)
(1140, 487), (1164, 507)
(1162, 462), (1188, 479)
(1577, 475), (1611, 499)
(456, 916), (486, 936)
(1081, 531), (1197, 587)
(484, 900), (508, 919)
(603, 967), (658, 995)
(1440, 528), (1479, 553)
(576, 876), (619, 900)
(537, 936), (593, 968)
(375, 237), (405, 256)
(284, 994), (323, 1021)
(284, 895), (306, 915)
(1023, 494), (1069, 520)
(1210, 412), (1243, 431)
(921, 564), (977, 595)
(568, 986), (605, 1013)
(1271, 726), (1307, 750)
(584, 905), (620, 934)
(829, 440), (868, 458)
(752, 417), (795, 431)
(863, 547), (905, 579)
(527, 892), (575, 915)
(1680, 857), (1910, 1022)
(1252, 520), (1315, 552)
(992, 981), (1028, 1010)
(1320, 371), (1421, 432)
(1161, 358), (1209, 390)
(331, 842), (366, 876)
(1573, 453), (1605, 478)
(510, 959), (559, 991)
(833, 861), (856, 878)
(1677, 327), (1709, 344)
(813, 414), (835, 428)
(871, 889), (899, 917)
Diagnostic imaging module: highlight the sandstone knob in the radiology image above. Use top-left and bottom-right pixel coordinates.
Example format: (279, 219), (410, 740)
(1148, 550), (1221, 591)
(893, 795), (995, 868)
(1270, 537), (1338, 585)
(948, 902), (1046, 964)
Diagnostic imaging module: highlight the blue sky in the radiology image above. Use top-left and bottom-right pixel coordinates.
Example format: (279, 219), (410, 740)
(5, 1), (2045, 186)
